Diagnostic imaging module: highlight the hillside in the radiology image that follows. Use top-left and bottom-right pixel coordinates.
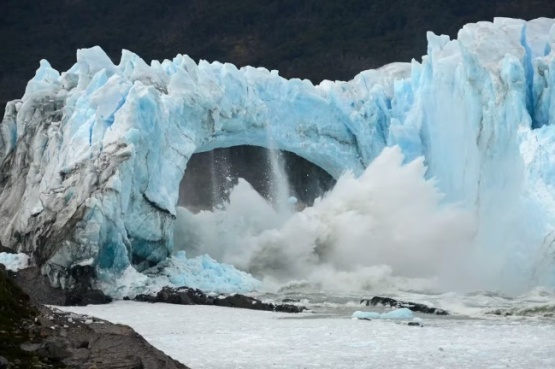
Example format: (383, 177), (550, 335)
(1, 0), (554, 110)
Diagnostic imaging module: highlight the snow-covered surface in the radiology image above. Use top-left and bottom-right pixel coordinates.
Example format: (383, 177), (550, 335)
(58, 301), (555, 369)
(2, 17), (555, 293)
(0, 252), (29, 271)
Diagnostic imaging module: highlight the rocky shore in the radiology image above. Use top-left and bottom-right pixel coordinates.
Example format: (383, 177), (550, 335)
(0, 265), (189, 369)
(134, 286), (306, 313)
(360, 296), (449, 315)
(1, 261), (308, 369)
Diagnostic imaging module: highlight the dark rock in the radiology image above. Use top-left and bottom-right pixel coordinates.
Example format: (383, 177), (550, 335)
(12, 267), (67, 305)
(274, 304), (305, 313)
(164, 287), (211, 305)
(282, 298), (300, 303)
(65, 289), (113, 306)
(136, 286), (212, 305)
(0, 243), (15, 254)
(408, 322), (423, 327)
(35, 340), (71, 360)
(135, 293), (159, 303)
(76, 340), (89, 349)
(1, 265), (189, 369)
(20, 342), (42, 352)
(13, 266), (112, 306)
(67, 265), (96, 292)
(136, 287), (306, 313)
(360, 296), (449, 315)
(215, 294), (270, 310)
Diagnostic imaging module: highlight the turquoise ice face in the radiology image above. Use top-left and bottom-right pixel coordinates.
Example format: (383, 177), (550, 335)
(2, 17), (555, 292)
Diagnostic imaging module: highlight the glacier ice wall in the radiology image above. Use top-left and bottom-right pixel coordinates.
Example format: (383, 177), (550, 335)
(1, 17), (555, 290)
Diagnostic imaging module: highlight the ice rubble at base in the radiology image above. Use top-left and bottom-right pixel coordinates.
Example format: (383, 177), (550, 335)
(99, 251), (261, 298)
(1, 17), (555, 294)
(0, 252), (30, 272)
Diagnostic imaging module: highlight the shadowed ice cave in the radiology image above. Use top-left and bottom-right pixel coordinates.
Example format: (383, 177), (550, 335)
(174, 145), (338, 271)
(179, 145), (336, 212)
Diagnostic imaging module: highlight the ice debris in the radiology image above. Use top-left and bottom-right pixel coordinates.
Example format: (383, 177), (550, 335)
(0, 252), (29, 272)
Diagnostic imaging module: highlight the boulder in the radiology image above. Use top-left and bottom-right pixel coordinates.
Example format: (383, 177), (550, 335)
(360, 296), (448, 315)
(13, 266), (112, 306)
(0, 264), (189, 369)
(136, 287), (306, 313)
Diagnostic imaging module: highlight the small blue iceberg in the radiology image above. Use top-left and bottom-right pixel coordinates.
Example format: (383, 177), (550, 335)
(352, 308), (414, 320)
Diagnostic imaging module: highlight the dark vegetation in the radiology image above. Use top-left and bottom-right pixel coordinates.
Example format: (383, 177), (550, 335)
(1, 0), (554, 111)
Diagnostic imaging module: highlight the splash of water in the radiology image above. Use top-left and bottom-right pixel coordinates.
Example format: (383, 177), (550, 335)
(175, 146), (482, 293)
(209, 150), (232, 209)
(266, 148), (292, 216)
(265, 121), (294, 218)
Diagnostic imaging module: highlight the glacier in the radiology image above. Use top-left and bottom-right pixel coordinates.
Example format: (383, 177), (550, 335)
(1, 17), (555, 293)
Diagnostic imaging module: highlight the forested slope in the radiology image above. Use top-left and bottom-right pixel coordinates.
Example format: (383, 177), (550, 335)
(1, 0), (554, 108)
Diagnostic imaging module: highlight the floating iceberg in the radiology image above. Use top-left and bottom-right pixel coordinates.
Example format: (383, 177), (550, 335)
(352, 308), (415, 320)
(1, 17), (555, 292)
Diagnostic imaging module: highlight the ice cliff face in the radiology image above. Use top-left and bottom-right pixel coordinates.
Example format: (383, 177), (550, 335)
(1, 17), (555, 290)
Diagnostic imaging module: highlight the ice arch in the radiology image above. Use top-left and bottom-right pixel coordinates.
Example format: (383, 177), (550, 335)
(2, 17), (555, 290)
(0, 46), (394, 287)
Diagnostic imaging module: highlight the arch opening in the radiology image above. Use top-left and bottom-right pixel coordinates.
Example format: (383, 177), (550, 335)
(178, 145), (336, 212)
(173, 145), (336, 272)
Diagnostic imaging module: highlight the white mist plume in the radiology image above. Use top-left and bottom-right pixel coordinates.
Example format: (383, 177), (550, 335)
(175, 146), (477, 292)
